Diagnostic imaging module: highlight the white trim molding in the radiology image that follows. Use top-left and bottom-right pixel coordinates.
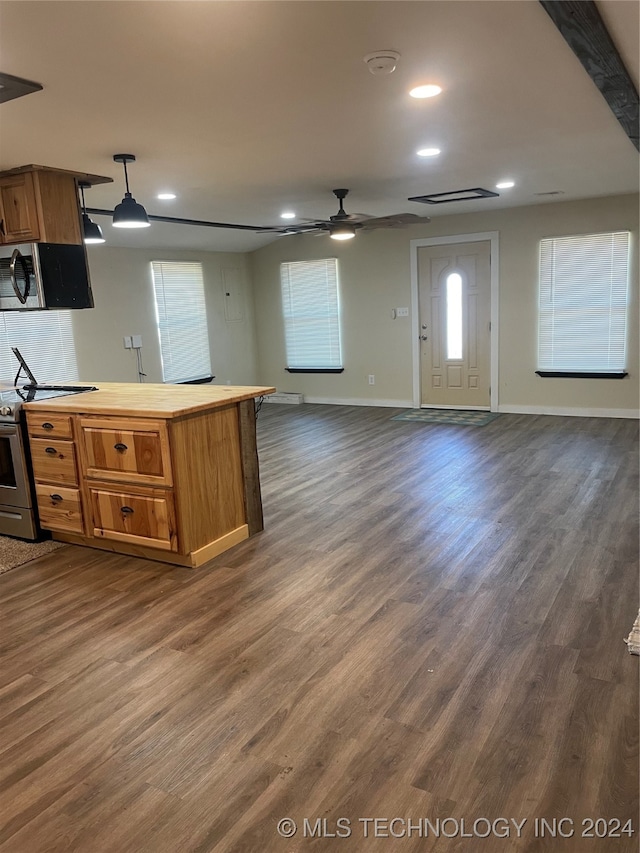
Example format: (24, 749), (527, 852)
(304, 396), (414, 408)
(410, 231), (500, 411)
(498, 404), (639, 419)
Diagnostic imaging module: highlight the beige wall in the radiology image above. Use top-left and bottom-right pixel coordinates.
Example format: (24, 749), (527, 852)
(250, 194), (639, 416)
(72, 246), (258, 386)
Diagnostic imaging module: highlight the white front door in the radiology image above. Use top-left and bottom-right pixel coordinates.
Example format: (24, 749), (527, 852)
(418, 240), (491, 409)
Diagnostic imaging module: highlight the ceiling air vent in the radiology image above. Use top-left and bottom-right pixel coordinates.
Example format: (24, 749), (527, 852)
(408, 188), (499, 204)
(0, 72), (43, 104)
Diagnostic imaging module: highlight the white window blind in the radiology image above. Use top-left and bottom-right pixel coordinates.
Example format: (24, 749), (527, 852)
(0, 312), (77, 384)
(538, 231), (631, 372)
(151, 261), (212, 383)
(280, 258), (342, 369)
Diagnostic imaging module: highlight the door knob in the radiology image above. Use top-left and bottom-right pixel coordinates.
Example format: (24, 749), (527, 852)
(420, 334), (428, 341)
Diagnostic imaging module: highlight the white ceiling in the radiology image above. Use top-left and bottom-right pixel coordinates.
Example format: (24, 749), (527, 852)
(0, 0), (637, 253)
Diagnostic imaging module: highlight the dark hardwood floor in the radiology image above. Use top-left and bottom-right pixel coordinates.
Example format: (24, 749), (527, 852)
(0, 405), (638, 852)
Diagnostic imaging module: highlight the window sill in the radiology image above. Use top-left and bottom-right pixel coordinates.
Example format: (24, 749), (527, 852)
(176, 376), (216, 384)
(535, 371), (628, 379)
(285, 368), (344, 374)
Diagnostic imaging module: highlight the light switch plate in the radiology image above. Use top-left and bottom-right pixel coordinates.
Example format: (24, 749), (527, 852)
(396, 307), (409, 317)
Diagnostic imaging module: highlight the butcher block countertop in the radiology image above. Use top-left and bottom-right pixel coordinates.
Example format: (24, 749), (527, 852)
(22, 382), (276, 419)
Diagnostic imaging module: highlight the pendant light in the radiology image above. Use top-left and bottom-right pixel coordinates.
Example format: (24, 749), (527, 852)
(112, 154), (150, 228)
(78, 181), (105, 244)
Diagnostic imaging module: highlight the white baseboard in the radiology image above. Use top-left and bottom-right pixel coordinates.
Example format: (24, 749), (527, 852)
(498, 404), (639, 419)
(280, 397), (639, 418)
(304, 396), (414, 408)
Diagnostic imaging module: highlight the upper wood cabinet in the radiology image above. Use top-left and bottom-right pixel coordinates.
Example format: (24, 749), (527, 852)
(0, 172), (41, 243)
(0, 165), (112, 246)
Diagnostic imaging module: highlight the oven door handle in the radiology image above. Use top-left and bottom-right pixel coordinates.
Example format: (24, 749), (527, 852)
(10, 249), (30, 305)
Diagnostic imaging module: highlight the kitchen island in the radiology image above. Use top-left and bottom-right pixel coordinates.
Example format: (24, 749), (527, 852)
(23, 383), (275, 567)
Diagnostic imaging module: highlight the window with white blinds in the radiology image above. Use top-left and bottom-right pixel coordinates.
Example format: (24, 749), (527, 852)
(538, 231), (631, 373)
(0, 312), (77, 384)
(280, 258), (343, 370)
(151, 261), (212, 383)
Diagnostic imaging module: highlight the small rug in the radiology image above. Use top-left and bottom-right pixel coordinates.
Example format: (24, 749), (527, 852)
(0, 536), (64, 575)
(392, 409), (501, 426)
(624, 610), (640, 656)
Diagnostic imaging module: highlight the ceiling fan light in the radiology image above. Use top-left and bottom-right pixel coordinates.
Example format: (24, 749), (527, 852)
(330, 223), (356, 240)
(112, 193), (151, 228)
(82, 213), (105, 244)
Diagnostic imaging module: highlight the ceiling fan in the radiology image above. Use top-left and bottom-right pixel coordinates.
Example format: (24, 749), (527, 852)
(267, 189), (431, 240)
(87, 187), (431, 239)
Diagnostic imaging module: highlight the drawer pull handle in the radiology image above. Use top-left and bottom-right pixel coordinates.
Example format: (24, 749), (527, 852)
(45, 447), (57, 455)
(42, 422), (54, 430)
(114, 442), (128, 452)
(120, 505), (134, 514)
(50, 494), (63, 503)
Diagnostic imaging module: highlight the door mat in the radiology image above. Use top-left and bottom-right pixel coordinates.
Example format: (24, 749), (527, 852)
(391, 409), (500, 426)
(0, 536), (64, 575)
(624, 610), (640, 655)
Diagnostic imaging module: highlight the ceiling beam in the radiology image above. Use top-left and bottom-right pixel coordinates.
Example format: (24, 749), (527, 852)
(539, 0), (639, 151)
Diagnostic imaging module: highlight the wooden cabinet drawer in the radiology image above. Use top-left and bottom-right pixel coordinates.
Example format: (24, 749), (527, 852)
(79, 418), (172, 486)
(88, 484), (178, 552)
(30, 438), (78, 485)
(26, 412), (74, 439)
(35, 484), (83, 534)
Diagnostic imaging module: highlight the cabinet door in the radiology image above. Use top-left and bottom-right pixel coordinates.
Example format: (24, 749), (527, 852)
(0, 173), (40, 243)
(79, 418), (172, 486)
(89, 485), (178, 551)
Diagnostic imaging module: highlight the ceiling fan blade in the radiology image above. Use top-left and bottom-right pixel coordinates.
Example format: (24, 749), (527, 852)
(269, 221), (330, 235)
(359, 213), (432, 230)
(330, 212), (372, 223)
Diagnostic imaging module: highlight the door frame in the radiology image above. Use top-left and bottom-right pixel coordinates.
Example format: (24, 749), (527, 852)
(410, 231), (499, 411)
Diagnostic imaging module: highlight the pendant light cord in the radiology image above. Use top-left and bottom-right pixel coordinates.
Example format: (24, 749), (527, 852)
(122, 160), (131, 195)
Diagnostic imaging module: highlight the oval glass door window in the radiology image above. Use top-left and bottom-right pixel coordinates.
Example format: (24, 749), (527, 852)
(446, 272), (463, 359)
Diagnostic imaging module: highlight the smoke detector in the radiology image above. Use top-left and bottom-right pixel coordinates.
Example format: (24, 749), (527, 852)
(363, 50), (401, 76)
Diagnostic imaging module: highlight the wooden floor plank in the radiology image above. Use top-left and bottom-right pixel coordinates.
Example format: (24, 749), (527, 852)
(0, 405), (637, 852)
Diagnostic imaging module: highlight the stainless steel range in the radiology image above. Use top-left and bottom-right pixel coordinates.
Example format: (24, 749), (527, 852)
(0, 385), (96, 540)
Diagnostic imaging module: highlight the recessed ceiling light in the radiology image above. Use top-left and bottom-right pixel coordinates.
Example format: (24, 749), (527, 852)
(409, 84), (442, 99)
(280, 211), (296, 219)
(417, 148), (441, 157)
(496, 181), (515, 189)
(157, 192), (177, 200)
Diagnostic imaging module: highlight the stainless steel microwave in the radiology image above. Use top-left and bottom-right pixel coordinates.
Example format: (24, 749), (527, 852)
(0, 242), (94, 310)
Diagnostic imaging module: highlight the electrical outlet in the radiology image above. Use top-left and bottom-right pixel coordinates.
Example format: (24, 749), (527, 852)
(123, 336), (133, 349)
(132, 334), (142, 348)
(368, 374), (375, 385)
(396, 307), (409, 317)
